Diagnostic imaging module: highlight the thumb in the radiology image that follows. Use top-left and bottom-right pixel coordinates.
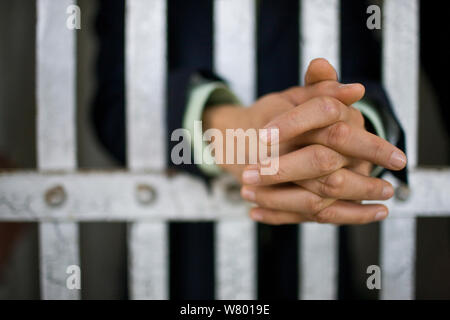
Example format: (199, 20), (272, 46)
(304, 58), (338, 85)
(305, 58), (365, 105)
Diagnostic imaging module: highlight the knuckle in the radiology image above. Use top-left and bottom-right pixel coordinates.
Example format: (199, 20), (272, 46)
(317, 96), (340, 120)
(327, 122), (351, 147)
(287, 107), (301, 123)
(260, 93), (279, 104)
(280, 87), (301, 103)
(312, 145), (340, 173)
(308, 196), (327, 213)
(321, 171), (345, 197)
(325, 170), (345, 188)
(314, 207), (337, 224)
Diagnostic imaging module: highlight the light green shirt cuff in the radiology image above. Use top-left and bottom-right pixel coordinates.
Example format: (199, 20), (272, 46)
(353, 99), (386, 177)
(182, 81), (241, 176)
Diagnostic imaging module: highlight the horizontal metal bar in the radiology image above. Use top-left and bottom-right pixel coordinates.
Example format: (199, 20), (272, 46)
(0, 169), (449, 221)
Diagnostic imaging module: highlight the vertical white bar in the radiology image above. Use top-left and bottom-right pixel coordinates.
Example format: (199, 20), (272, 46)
(216, 220), (256, 299)
(381, 218), (416, 299)
(382, 0), (419, 300)
(300, 224), (338, 300)
(214, 0), (255, 106)
(128, 223), (168, 299)
(126, 0), (168, 300)
(37, 0), (76, 170)
(37, 0), (80, 300)
(300, 0), (340, 83)
(383, 0), (419, 168)
(39, 223), (80, 300)
(126, 0), (167, 171)
(299, 0), (340, 300)
(214, 0), (256, 299)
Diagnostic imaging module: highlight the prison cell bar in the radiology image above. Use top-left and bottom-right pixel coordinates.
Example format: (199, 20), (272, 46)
(36, 0), (80, 300)
(300, 0), (340, 300)
(381, 0), (419, 300)
(214, 0), (257, 300)
(126, 0), (168, 299)
(0, 0), (436, 300)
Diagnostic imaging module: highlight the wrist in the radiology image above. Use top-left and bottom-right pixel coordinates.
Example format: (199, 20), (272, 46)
(202, 105), (251, 180)
(202, 104), (249, 132)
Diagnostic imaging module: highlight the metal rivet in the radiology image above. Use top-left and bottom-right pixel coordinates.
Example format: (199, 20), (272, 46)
(136, 184), (156, 205)
(45, 185), (66, 208)
(395, 183), (411, 202)
(225, 183), (242, 204)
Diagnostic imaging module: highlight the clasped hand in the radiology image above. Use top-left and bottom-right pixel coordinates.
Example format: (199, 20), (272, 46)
(202, 58), (407, 225)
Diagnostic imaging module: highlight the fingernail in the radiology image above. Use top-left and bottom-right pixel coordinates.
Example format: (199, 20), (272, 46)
(251, 209), (264, 221)
(260, 127), (279, 144)
(374, 210), (388, 221)
(338, 83), (358, 88)
(241, 187), (256, 201)
(389, 151), (407, 169)
(382, 186), (394, 199)
(242, 169), (260, 185)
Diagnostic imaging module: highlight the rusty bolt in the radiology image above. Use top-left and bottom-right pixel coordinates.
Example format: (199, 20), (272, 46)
(225, 183), (242, 204)
(395, 183), (411, 202)
(45, 185), (67, 208)
(136, 184), (156, 205)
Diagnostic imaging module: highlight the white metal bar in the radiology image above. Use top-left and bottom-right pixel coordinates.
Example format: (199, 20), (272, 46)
(126, 0), (167, 171)
(300, 224), (338, 299)
(215, 219), (256, 299)
(39, 222), (80, 300)
(125, 0), (168, 300)
(128, 223), (168, 299)
(299, 0), (340, 300)
(37, 0), (76, 170)
(214, 0), (257, 299)
(382, 0), (419, 299)
(381, 218), (416, 299)
(300, 0), (340, 83)
(214, 0), (255, 106)
(383, 0), (419, 168)
(1, 169), (450, 221)
(36, 0), (80, 300)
